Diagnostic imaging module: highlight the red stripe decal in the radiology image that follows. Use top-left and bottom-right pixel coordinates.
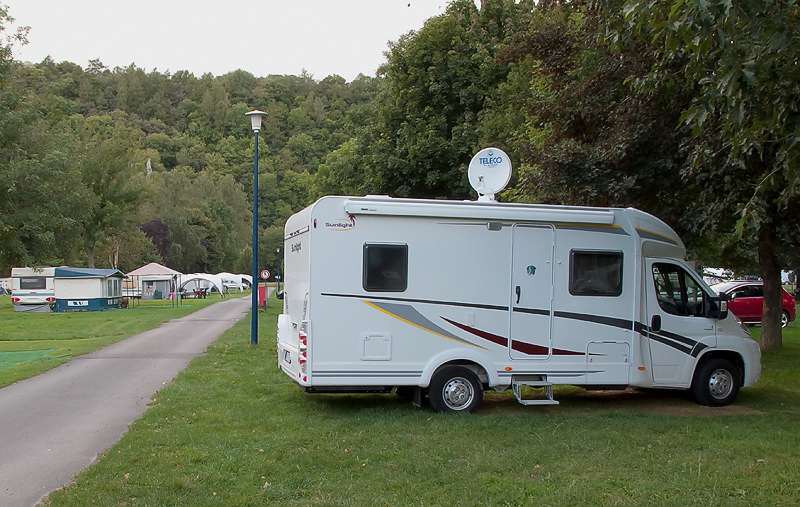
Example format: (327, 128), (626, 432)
(510, 339), (549, 355)
(441, 316), (585, 356)
(442, 317), (507, 346)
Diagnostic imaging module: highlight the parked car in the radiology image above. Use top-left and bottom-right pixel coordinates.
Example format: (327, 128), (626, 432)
(710, 280), (796, 327)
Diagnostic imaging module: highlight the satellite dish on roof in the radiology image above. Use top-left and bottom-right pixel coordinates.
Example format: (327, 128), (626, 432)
(468, 147), (512, 202)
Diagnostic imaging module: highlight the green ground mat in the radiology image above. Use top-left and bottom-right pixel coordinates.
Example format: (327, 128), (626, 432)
(0, 350), (56, 371)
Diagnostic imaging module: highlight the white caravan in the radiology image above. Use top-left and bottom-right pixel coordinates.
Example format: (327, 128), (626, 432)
(11, 267), (56, 312)
(277, 196), (761, 412)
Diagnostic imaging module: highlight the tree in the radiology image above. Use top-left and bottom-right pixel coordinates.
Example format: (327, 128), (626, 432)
(138, 169), (250, 273)
(63, 114), (146, 267)
(495, 2), (701, 239)
(193, 172), (251, 272)
(362, 0), (536, 199)
(621, 0), (800, 350)
(10, 18), (391, 275)
(0, 128), (87, 268)
(95, 229), (161, 272)
(313, 138), (367, 197)
(0, 8), (85, 268)
(139, 218), (172, 263)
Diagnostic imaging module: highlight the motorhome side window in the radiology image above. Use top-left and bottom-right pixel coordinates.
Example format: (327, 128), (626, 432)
(363, 244), (408, 292)
(569, 251), (623, 296)
(652, 263), (705, 317)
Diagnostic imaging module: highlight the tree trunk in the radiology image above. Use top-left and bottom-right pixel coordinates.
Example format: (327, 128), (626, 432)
(86, 247), (95, 269)
(758, 220), (783, 351)
(109, 236), (120, 269)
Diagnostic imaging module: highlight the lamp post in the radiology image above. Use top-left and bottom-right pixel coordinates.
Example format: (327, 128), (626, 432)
(246, 110), (266, 345)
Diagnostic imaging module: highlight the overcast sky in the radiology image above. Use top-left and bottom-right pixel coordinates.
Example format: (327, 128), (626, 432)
(7, 0), (455, 81)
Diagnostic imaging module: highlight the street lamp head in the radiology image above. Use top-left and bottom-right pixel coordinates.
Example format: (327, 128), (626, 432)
(245, 110), (267, 132)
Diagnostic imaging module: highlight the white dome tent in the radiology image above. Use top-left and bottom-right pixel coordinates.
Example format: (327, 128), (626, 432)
(239, 274), (253, 288)
(217, 272), (252, 291)
(180, 273), (227, 297)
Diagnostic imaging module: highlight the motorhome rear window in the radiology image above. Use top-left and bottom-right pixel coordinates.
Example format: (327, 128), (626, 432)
(19, 277), (47, 290)
(363, 244), (408, 292)
(569, 251), (623, 296)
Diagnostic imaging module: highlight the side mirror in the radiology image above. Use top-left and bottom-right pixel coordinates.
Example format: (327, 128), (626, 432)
(706, 293), (729, 319)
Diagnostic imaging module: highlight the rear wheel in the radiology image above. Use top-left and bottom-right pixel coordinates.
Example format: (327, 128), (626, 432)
(428, 366), (483, 413)
(691, 358), (741, 406)
(781, 311), (790, 328)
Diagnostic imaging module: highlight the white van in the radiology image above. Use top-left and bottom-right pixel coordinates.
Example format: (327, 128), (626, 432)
(276, 196), (761, 412)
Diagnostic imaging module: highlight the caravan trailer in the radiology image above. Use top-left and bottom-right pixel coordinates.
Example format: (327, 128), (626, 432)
(11, 267), (56, 312)
(51, 267), (125, 312)
(276, 196), (762, 412)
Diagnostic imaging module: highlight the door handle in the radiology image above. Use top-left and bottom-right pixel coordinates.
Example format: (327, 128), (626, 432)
(651, 315), (662, 333)
(515, 286), (521, 304)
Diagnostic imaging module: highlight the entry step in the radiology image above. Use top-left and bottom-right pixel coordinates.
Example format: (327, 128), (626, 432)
(511, 376), (560, 406)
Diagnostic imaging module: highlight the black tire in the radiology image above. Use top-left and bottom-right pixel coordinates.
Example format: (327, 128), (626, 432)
(691, 358), (741, 406)
(781, 311), (790, 328)
(428, 366), (483, 413)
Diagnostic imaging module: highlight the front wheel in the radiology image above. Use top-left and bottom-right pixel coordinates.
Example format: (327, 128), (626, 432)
(428, 366), (483, 413)
(691, 358), (741, 406)
(781, 311), (790, 328)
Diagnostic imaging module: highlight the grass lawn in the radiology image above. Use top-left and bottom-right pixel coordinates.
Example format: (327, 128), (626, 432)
(0, 295), (234, 388)
(39, 295), (800, 506)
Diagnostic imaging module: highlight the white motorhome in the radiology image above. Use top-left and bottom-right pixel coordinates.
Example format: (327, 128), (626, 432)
(11, 267), (56, 312)
(277, 193), (761, 412)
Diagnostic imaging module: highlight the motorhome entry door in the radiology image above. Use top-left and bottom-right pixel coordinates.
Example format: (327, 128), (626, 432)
(510, 224), (555, 359)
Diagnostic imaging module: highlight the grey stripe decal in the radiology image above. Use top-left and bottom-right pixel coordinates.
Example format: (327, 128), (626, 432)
(554, 224), (630, 236)
(497, 370), (590, 377)
(315, 371), (422, 377)
(635, 228), (680, 246)
(691, 343), (709, 357)
(368, 301), (487, 349)
(656, 328), (698, 347)
(323, 292), (506, 311)
(513, 307), (551, 316)
(649, 333), (693, 354)
(554, 311), (634, 331)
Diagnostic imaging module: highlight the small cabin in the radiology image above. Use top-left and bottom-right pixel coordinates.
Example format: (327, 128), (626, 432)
(52, 268), (126, 312)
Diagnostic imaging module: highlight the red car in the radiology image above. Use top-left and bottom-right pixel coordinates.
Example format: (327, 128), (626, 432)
(711, 281), (796, 328)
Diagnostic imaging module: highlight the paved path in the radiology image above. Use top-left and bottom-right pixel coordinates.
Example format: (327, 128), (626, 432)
(0, 296), (251, 507)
